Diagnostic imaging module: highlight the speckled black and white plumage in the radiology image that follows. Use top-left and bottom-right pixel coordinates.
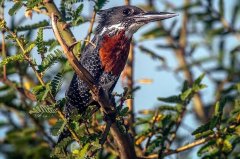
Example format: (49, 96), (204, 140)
(63, 35), (119, 116)
(58, 35), (120, 142)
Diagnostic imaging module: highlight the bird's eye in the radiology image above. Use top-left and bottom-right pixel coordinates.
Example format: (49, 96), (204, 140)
(123, 8), (132, 16)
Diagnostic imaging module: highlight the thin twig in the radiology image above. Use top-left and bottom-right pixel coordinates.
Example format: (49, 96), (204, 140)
(1, 30), (6, 80)
(165, 134), (216, 156)
(125, 0), (130, 5)
(0, 1), (6, 80)
(100, 119), (112, 145)
(203, 2), (240, 40)
(85, 11), (96, 45)
(32, 6), (50, 16)
(167, 106), (186, 149)
(139, 134), (216, 159)
(144, 109), (159, 152)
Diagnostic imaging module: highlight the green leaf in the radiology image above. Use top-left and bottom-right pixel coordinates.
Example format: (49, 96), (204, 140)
(120, 107), (129, 116)
(50, 72), (63, 96)
(193, 73), (205, 86)
(181, 80), (189, 93)
(180, 88), (192, 100)
(16, 20), (49, 31)
(209, 115), (220, 129)
(219, 0), (224, 16)
(193, 84), (207, 92)
(38, 49), (63, 73)
(25, 42), (36, 54)
(29, 105), (57, 119)
(158, 95), (182, 104)
(138, 45), (165, 63)
(51, 137), (72, 158)
(161, 115), (172, 127)
(73, 143), (90, 159)
(36, 28), (47, 55)
(9, 2), (23, 16)
(0, 85), (10, 91)
(76, 3), (84, 15)
(26, 0), (42, 9)
(56, 98), (66, 109)
(0, 92), (16, 103)
(192, 123), (210, 136)
(158, 105), (179, 112)
(198, 140), (216, 156)
(146, 138), (162, 155)
(94, 0), (109, 11)
(191, 74), (207, 92)
(195, 130), (214, 139)
(214, 101), (221, 116)
(0, 54), (24, 67)
(32, 85), (50, 101)
(192, 115), (219, 135)
(222, 139), (232, 153)
(50, 120), (67, 136)
(72, 16), (84, 26)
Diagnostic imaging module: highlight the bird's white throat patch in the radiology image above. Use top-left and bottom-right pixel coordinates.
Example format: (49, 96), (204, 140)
(101, 23), (124, 36)
(101, 23), (143, 39)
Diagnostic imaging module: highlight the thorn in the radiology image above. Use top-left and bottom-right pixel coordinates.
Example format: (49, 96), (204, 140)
(62, 23), (71, 30)
(68, 41), (79, 51)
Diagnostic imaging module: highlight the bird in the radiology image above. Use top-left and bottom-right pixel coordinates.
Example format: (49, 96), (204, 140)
(58, 5), (177, 143)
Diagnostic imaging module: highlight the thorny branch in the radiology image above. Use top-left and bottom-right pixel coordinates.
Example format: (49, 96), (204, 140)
(51, 14), (136, 159)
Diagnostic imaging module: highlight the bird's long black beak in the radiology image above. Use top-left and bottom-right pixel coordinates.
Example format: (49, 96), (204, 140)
(133, 11), (178, 23)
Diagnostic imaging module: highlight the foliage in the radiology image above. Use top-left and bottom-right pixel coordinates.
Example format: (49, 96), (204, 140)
(0, 0), (240, 159)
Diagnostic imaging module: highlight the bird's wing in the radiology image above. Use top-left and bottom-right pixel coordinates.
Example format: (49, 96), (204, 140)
(64, 38), (103, 117)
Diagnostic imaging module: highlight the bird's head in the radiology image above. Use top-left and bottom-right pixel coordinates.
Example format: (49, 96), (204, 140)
(96, 5), (177, 38)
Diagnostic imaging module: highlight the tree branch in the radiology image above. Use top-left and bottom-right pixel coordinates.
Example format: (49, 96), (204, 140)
(0, 1), (6, 80)
(85, 11), (96, 46)
(164, 135), (215, 156)
(139, 134), (216, 159)
(43, 0), (76, 46)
